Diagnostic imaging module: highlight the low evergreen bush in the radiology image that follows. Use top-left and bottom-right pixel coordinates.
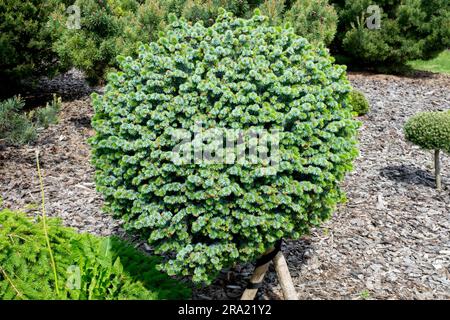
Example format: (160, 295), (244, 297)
(258, 0), (285, 25)
(0, 95), (63, 146)
(32, 95), (62, 129)
(0, 209), (190, 300)
(404, 111), (450, 154)
(349, 90), (369, 116)
(0, 96), (36, 145)
(90, 10), (359, 283)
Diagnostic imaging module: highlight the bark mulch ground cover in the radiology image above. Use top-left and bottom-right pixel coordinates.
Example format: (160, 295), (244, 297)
(1, 71), (449, 299)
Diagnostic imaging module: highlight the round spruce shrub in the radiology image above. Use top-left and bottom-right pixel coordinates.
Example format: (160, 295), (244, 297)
(90, 9), (359, 283)
(404, 111), (450, 153)
(349, 89), (369, 116)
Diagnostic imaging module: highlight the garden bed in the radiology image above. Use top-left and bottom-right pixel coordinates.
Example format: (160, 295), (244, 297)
(0, 71), (449, 299)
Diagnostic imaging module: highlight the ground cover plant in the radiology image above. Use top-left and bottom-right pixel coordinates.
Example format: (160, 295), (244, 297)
(90, 9), (359, 284)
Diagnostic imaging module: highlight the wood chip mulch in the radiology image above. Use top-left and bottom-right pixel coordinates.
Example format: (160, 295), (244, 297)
(1, 71), (449, 299)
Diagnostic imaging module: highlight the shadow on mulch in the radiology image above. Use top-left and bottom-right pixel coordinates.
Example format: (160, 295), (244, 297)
(380, 165), (436, 188)
(69, 115), (92, 129)
(1, 69), (95, 110)
(192, 238), (313, 300)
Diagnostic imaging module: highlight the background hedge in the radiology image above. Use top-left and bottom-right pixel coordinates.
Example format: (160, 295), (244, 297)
(330, 0), (450, 67)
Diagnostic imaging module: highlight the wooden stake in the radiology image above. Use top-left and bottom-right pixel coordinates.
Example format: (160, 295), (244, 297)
(241, 247), (274, 300)
(273, 251), (298, 300)
(435, 149), (442, 191)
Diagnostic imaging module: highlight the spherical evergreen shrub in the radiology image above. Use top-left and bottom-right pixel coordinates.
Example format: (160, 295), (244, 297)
(349, 89), (369, 116)
(404, 111), (450, 153)
(404, 111), (450, 190)
(90, 10), (359, 283)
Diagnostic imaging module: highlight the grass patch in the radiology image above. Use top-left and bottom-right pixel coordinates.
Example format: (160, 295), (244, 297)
(408, 50), (450, 75)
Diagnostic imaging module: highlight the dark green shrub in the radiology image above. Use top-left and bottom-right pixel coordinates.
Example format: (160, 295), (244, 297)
(0, 0), (67, 97)
(349, 90), (369, 116)
(51, 0), (168, 84)
(0, 209), (191, 300)
(284, 0), (338, 46)
(90, 10), (359, 283)
(0, 96), (36, 145)
(330, 0), (450, 66)
(404, 111), (450, 190)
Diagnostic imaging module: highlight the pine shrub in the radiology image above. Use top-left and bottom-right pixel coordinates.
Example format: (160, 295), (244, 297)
(0, 96), (36, 146)
(0, 0), (68, 97)
(180, 0), (259, 25)
(0, 209), (191, 300)
(258, 0), (286, 25)
(284, 0), (338, 46)
(330, 0), (450, 66)
(51, 0), (168, 84)
(32, 95), (62, 129)
(90, 10), (359, 283)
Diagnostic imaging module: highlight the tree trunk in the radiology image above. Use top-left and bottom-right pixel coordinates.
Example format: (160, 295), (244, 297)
(435, 149), (442, 191)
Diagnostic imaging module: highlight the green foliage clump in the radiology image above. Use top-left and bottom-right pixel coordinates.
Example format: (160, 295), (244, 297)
(404, 111), (450, 153)
(0, 209), (190, 300)
(180, 0), (258, 25)
(258, 0), (286, 25)
(349, 90), (369, 116)
(284, 0), (338, 46)
(0, 95), (62, 146)
(0, 96), (36, 145)
(51, 0), (168, 84)
(330, 0), (450, 66)
(90, 10), (359, 284)
(0, 0), (65, 96)
(32, 95), (62, 129)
